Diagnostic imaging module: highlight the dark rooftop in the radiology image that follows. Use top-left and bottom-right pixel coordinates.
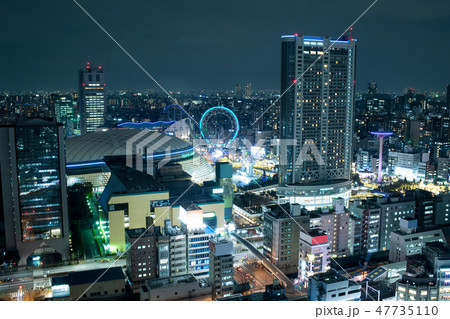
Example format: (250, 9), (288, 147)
(312, 270), (347, 284)
(112, 166), (167, 193)
(52, 267), (125, 287)
(145, 274), (198, 289)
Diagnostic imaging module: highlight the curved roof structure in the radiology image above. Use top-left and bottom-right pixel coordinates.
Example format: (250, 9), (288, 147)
(65, 129), (191, 164)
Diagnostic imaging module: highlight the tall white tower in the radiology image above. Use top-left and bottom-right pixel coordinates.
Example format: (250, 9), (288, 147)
(278, 34), (356, 209)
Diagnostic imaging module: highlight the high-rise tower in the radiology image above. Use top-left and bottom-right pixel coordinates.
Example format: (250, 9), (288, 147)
(278, 35), (356, 209)
(78, 63), (106, 134)
(0, 118), (70, 266)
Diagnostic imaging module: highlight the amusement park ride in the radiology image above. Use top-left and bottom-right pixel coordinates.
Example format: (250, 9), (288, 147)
(163, 104), (240, 148)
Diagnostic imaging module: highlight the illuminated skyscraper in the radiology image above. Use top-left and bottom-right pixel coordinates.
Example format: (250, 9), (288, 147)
(0, 118), (70, 266)
(78, 63), (106, 134)
(278, 35), (356, 209)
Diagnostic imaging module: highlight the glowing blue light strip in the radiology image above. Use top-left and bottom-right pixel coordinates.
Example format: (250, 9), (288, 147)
(200, 106), (239, 147)
(281, 35), (297, 38)
(331, 40), (350, 43)
(145, 147), (194, 159)
(66, 148), (194, 168)
(66, 161), (105, 168)
(118, 120), (175, 127)
(304, 36), (324, 41)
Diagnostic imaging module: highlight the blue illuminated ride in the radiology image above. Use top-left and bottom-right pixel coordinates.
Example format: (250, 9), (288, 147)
(200, 106), (239, 147)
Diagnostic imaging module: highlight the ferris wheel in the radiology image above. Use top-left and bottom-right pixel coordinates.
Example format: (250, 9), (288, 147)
(199, 106), (239, 147)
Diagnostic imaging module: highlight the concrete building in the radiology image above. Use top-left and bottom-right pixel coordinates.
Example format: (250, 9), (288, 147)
(349, 200), (382, 254)
(310, 198), (350, 257)
(125, 219), (188, 293)
(0, 118), (70, 266)
(52, 267), (126, 301)
(125, 228), (159, 293)
(263, 203), (310, 274)
(389, 218), (447, 262)
(162, 219), (187, 277)
(350, 196), (416, 253)
(388, 151), (429, 182)
(422, 242), (450, 300)
(395, 255), (439, 301)
(52, 94), (77, 135)
(158, 179), (225, 231)
(395, 242), (450, 301)
(209, 238), (234, 298)
(348, 214), (362, 256)
(100, 166), (169, 252)
(435, 193), (450, 226)
(308, 270), (361, 301)
(140, 274), (211, 301)
(356, 149), (370, 172)
(396, 280), (439, 301)
(277, 34), (356, 209)
(78, 63), (105, 134)
(299, 229), (330, 283)
(216, 279), (287, 301)
(406, 189), (436, 228)
(180, 203), (217, 278)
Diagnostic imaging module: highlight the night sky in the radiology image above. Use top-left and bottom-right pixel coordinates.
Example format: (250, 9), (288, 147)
(1, 0), (449, 93)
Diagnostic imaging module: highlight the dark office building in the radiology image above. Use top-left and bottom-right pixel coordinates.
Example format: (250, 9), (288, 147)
(0, 118), (70, 266)
(78, 63), (106, 134)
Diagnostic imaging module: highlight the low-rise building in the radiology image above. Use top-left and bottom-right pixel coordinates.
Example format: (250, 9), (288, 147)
(308, 270), (361, 301)
(100, 167), (169, 252)
(389, 218), (446, 262)
(216, 279), (287, 301)
(350, 195), (416, 254)
(180, 203), (217, 278)
(298, 229), (330, 283)
(395, 242), (450, 301)
(125, 228), (159, 293)
(209, 238), (234, 298)
(263, 203), (310, 274)
(395, 256), (438, 301)
(140, 274), (211, 301)
(52, 267), (126, 301)
(309, 198), (350, 258)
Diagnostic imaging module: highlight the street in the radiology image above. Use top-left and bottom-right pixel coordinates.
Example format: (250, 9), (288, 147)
(231, 232), (305, 298)
(0, 259), (126, 296)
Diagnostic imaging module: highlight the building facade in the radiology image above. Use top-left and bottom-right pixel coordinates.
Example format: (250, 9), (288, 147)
(125, 228), (159, 293)
(78, 63), (106, 134)
(278, 34), (356, 209)
(100, 167), (170, 252)
(389, 218), (447, 262)
(310, 198), (350, 257)
(263, 203), (310, 274)
(298, 229), (330, 283)
(209, 238), (234, 298)
(308, 270), (361, 301)
(0, 118), (70, 266)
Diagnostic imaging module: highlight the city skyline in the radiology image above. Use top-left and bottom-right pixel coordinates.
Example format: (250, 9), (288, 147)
(2, 0), (450, 307)
(0, 0), (449, 93)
